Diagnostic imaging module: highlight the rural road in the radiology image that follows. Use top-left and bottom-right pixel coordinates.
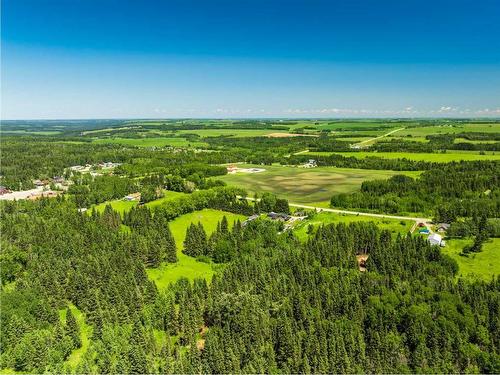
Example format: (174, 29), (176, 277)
(353, 127), (405, 148)
(239, 196), (432, 227)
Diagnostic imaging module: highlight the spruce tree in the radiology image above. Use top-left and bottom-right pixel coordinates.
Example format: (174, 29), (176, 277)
(165, 223), (177, 263)
(66, 308), (81, 349)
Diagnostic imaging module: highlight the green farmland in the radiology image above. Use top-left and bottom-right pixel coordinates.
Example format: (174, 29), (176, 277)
(93, 137), (207, 147)
(305, 151), (500, 162)
(397, 123), (500, 136)
(217, 164), (420, 206)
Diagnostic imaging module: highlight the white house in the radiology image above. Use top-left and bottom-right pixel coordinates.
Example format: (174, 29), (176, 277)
(428, 233), (444, 247)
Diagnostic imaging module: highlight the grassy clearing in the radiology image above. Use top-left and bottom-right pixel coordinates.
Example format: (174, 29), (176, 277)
(90, 199), (138, 214)
(89, 191), (188, 214)
(146, 209), (246, 288)
(93, 137), (207, 147)
(217, 164), (420, 206)
(59, 303), (92, 369)
(293, 211), (413, 241)
(305, 151), (500, 162)
(441, 238), (499, 281)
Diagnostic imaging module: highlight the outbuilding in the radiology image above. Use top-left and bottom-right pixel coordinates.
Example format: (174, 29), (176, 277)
(428, 233), (444, 247)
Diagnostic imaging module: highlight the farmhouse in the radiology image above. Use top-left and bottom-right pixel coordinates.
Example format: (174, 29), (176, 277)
(300, 159), (317, 168)
(436, 223), (451, 232)
(428, 233), (445, 247)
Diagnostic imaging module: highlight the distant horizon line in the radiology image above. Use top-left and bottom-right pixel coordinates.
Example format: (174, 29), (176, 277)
(2, 117), (500, 122)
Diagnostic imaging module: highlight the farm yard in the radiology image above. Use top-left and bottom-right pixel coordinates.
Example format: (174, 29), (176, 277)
(217, 164), (420, 206)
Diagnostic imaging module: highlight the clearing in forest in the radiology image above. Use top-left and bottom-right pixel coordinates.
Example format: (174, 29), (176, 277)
(146, 209), (246, 288)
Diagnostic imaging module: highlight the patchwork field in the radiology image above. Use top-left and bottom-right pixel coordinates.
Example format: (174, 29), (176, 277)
(441, 238), (500, 281)
(293, 211), (413, 241)
(176, 128), (287, 138)
(146, 209), (246, 288)
(305, 151), (500, 162)
(93, 137), (207, 147)
(217, 164), (420, 206)
(397, 123), (500, 136)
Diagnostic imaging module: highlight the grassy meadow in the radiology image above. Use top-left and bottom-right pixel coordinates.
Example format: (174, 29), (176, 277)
(146, 209), (246, 288)
(217, 164), (420, 206)
(441, 238), (500, 281)
(293, 211), (413, 241)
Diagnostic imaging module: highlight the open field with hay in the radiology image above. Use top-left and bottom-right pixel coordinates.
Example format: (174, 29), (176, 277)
(217, 164), (420, 206)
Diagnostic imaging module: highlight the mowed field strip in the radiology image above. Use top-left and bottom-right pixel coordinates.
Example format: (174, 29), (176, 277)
(219, 164), (421, 206)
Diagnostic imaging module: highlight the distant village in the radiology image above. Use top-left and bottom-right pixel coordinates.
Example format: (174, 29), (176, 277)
(0, 162), (121, 201)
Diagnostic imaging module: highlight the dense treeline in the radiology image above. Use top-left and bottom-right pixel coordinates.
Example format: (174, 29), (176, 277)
(1, 196), (499, 373)
(330, 161), (500, 221)
(290, 153), (439, 170)
(372, 133), (500, 152)
(0, 138), (235, 190)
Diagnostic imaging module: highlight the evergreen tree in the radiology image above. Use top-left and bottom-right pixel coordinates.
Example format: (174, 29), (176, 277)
(66, 308), (81, 349)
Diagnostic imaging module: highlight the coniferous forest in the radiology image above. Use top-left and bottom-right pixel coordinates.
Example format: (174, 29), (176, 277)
(1, 194), (499, 373)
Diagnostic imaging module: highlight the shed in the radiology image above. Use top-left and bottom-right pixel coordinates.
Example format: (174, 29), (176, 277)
(428, 233), (443, 246)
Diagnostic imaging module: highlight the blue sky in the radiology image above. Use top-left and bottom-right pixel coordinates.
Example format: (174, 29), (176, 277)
(2, 0), (500, 119)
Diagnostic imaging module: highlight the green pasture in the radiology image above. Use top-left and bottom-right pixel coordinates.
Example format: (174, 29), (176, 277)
(305, 151), (500, 162)
(397, 123), (500, 136)
(217, 164), (420, 206)
(146, 209), (246, 288)
(293, 211), (413, 241)
(441, 238), (499, 281)
(93, 137), (207, 147)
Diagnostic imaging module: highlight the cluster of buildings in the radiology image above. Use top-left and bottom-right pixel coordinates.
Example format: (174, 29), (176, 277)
(69, 162), (121, 173)
(418, 222), (448, 247)
(299, 159), (317, 168)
